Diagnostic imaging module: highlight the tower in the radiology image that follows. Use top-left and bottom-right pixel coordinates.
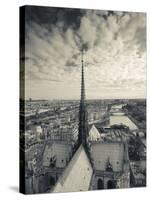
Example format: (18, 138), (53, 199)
(123, 139), (130, 173)
(78, 49), (89, 148)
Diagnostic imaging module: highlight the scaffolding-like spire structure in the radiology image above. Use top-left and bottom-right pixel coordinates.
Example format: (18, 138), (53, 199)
(78, 48), (89, 147)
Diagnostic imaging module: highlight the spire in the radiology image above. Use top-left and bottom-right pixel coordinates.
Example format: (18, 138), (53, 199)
(78, 48), (89, 147)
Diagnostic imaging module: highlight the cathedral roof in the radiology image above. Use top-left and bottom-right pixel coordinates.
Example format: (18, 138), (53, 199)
(52, 145), (93, 192)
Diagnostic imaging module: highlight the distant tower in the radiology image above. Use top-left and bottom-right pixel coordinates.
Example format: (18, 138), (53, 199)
(123, 139), (130, 172)
(78, 49), (89, 147)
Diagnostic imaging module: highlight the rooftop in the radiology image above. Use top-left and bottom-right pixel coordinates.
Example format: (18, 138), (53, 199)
(52, 145), (93, 193)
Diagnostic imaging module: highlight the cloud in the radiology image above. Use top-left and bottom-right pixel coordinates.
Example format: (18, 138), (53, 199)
(24, 7), (146, 99)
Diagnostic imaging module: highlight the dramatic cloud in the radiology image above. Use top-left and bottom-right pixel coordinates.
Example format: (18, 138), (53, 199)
(24, 6), (146, 99)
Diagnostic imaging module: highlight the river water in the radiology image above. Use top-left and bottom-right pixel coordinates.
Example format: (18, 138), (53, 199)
(109, 104), (138, 130)
(110, 115), (138, 130)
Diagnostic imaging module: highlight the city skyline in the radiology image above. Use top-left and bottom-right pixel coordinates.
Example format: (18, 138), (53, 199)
(24, 6), (146, 100)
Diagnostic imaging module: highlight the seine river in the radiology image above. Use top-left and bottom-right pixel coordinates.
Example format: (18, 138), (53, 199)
(110, 115), (138, 130)
(109, 104), (138, 130)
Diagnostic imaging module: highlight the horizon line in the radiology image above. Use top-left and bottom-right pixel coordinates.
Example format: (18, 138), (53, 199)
(23, 97), (146, 101)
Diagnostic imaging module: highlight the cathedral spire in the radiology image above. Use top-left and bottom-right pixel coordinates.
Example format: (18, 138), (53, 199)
(78, 48), (89, 147)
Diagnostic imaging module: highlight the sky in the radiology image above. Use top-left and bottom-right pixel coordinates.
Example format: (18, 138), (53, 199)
(23, 6), (146, 100)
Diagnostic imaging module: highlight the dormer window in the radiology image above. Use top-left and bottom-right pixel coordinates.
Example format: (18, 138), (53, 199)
(106, 157), (113, 172)
(106, 162), (113, 172)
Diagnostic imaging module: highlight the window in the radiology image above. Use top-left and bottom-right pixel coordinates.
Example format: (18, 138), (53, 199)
(106, 163), (113, 172)
(97, 179), (104, 189)
(107, 180), (115, 189)
(49, 176), (55, 186)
